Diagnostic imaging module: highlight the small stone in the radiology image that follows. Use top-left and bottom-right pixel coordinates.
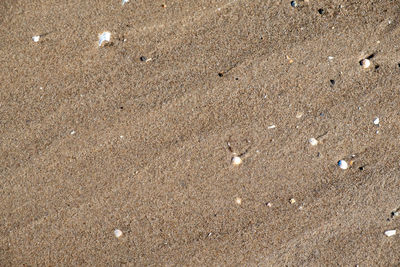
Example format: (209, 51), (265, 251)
(384, 230), (396, 237)
(231, 156), (242, 165)
(140, 56), (147, 62)
(114, 229), (123, 238)
(289, 198), (296, 204)
(338, 160), (348, 170)
(266, 202), (272, 207)
(373, 117), (380, 125)
(308, 138), (318, 146)
(360, 59), (371, 69)
(70, 130), (76, 135)
(291, 1), (298, 7)
(32, 35), (40, 42)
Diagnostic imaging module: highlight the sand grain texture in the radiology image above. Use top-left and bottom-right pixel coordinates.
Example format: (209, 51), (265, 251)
(1, 0), (400, 265)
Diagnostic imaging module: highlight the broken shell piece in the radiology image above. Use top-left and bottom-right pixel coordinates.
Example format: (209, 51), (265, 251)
(289, 198), (296, 204)
(384, 230), (396, 237)
(231, 156), (242, 165)
(98, 32), (111, 46)
(338, 160), (348, 170)
(32, 35), (40, 42)
(360, 59), (371, 69)
(308, 138), (318, 146)
(122, 0), (129, 5)
(268, 125), (276, 129)
(114, 229), (123, 238)
(373, 117), (380, 125)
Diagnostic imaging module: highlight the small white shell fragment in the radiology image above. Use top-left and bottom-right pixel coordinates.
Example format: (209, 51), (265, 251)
(122, 0), (129, 5)
(328, 56), (334, 60)
(32, 35), (40, 42)
(360, 59), (371, 69)
(231, 156), (242, 165)
(373, 117), (380, 125)
(114, 229), (123, 238)
(98, 31), (111, 46)
(338, 160), (348, 170)
(384, 230), (396, 237)
(308, 138), (318, 146)
(235, 197), (242, 205)
(289, 198), (296, 204)
(70, 130), (76, 135)
(268, 125), (276, 129)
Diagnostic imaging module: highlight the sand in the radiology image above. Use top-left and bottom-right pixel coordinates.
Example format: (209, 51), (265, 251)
(1, 0), (400, 265)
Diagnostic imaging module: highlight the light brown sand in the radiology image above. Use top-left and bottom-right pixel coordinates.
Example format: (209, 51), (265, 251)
(1, 0), (400, 265)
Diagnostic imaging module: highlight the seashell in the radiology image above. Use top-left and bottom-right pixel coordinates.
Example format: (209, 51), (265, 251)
(114, 229), (123, 238)
(360, 59), (371, 69)
(98, 32), (111, 46)
(338, 160), (348, 170)
(384, 230), (396, 237)
(32, 35), (40, 42)
(231, 156), (242, 165)
(308, 138), (318, 146)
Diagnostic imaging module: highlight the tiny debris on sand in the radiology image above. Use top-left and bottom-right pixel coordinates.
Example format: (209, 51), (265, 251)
(384, 230), (396, 237)
(98, 32), (111, 46)
(235, 197), (242, 205)
(360, 58), (371, 69)
(114, 229), (123, 238)
(32, 35), (40, 42)
(308, 138), (318, 146)
(231, 156), (242, 165)
(338, 160), (348, 170)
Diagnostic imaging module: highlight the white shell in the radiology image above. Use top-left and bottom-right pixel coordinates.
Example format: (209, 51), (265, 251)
(231, 156), (242, 165)
(114, 229), (123, 238)
(99, 32), (111, 46)
(235, 197), (242, 205)
(384, 230), (396, 237)
(373, 117), (380, 125)
(308, 138), (318, 146)
(338, 160), (348, 170)
(32, 35), (40, 42)
(360, 59), (371, 69)
(268, 125), (276, 129)
(122, 0), (129, 5)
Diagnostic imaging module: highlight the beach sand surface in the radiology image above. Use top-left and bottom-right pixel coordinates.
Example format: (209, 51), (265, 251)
(1, 0), (400, 265)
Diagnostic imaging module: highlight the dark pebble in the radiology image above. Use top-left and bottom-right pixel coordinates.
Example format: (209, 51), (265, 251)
(140, 56), (147, 62)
